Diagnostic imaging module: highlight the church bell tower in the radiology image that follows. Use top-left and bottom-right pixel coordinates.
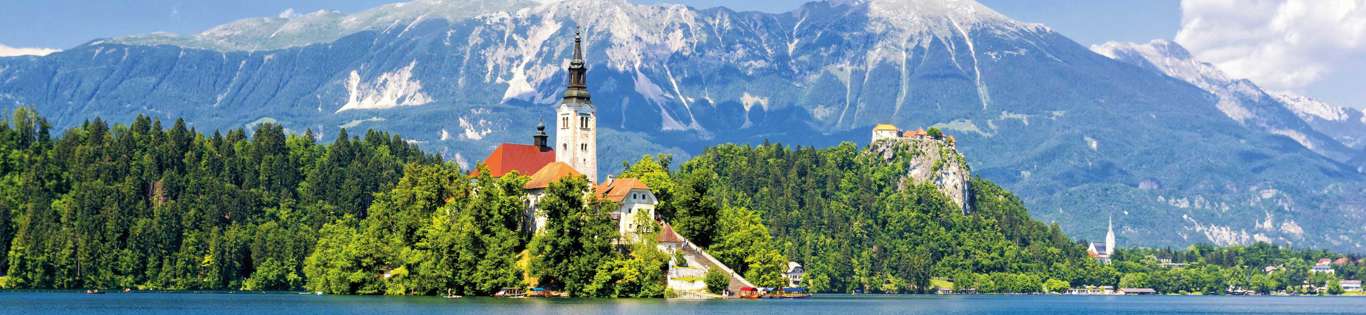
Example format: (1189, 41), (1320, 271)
(555, 30), (597, 183)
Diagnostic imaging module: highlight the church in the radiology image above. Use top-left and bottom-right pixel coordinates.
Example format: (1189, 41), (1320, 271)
(1087, 217), (1117, 264)
(476, 31), (656, 240)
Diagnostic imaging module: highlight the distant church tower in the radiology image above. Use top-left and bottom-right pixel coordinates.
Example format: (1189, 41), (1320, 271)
(1105, 216), (1116, 257)
(556, 30), (597, 183)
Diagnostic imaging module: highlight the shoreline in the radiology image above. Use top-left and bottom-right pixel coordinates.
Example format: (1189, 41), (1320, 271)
(3, 289), (1363, 298)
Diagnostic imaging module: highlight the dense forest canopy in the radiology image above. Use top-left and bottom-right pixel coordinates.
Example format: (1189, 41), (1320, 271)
(0, 108), (1361, 296)
(0, 107), (434, 290)
(654, 142), (1099, 293)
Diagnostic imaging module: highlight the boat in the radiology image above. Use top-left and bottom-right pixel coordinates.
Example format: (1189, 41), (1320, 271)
(84, 289), (103, 294)
(527, 287), (563, 298)
(767, 287), (811, 299)
(737, 286), (761, 299)
(445, 289), (462, 299)
(494, 288), (526, 298)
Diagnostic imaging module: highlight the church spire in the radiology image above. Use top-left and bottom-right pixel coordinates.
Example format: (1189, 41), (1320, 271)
(1105, 215), (1116, 256)
(562, 29), (591, 104)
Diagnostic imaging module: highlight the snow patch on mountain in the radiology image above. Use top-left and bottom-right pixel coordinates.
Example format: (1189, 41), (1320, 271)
(1271, 129), (1314, 150)
(339, 61), (432, 112)
(740, 92), (770, 112)
(0, 43), (59, 57)
(1092, 40), (1253, 122)
(1092, 39), (1360, 160)
(496, 16), (563, 103)
(1273, 92), (1348, 122)
(113, 0), (538, 51)
(843, 0), (1016, 37)
(740, 92), (770, 129)
(458, 116), (493, 140)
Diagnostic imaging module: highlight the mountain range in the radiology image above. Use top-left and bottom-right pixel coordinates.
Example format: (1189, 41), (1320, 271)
(1, 0), (1364, 251)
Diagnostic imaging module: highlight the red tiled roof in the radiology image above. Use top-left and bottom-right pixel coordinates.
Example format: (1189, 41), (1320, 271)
(523, 162), (583, 190)
(658, 223), (683, 244)
(477, 144), (555, 178)
(594, 178), (650, 203)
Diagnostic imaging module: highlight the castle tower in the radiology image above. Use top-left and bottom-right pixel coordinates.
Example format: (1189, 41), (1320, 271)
(1105, 216), (1116, 256)
(555, 30), (597, 183)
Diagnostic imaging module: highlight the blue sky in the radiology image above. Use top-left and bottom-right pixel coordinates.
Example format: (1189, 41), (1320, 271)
(1, 0), (1361, 108)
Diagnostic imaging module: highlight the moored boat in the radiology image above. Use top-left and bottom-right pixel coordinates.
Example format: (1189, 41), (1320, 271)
(494, 288), (526, 298)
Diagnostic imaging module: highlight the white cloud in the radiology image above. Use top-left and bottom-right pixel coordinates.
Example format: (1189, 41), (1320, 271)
(1175, 0), (1366, 92)
(0, 43), (59, 57)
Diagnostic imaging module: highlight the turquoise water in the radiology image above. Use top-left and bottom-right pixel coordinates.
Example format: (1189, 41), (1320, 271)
(4, 292), (1366, 314)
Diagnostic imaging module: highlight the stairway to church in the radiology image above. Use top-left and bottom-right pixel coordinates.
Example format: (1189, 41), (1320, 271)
(660, 222), (754, 295)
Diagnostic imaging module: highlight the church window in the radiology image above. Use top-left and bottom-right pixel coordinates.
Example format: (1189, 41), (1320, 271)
(581, 143), (587, 151)
(561, 116), (568, 129)
(580, 116), (589, 129)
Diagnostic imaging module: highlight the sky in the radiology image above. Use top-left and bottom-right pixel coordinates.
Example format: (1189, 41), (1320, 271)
(0, 0), (1361, 108)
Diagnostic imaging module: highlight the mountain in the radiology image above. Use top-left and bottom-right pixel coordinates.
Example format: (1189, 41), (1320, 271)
(1272, 92), (1366, 152)
(2, 0), (1364, 251)
(1091, 40), (1361, 164)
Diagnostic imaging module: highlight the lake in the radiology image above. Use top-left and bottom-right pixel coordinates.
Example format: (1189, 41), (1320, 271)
(4, 292), (1366, 315)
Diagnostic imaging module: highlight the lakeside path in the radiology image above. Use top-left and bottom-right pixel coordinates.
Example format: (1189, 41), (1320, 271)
(5, 292), (1366, 315)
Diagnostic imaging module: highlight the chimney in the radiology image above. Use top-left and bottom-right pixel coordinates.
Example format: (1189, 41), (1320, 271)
(533, 121), (549, 151)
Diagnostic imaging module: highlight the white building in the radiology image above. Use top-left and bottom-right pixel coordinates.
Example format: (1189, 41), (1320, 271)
(871, 123), (899, 144)
(595, 177), (658, 241)
(1088, 216), (1116, 264)
(784, 262), (805, 288)
(1342, 280), (1361, 292)
(1312, 259), (1336, 275)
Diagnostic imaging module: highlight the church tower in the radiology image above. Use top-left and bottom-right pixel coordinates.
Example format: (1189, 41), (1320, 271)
(1105, 216), (1116, 256)
(555, 30), (597, 183)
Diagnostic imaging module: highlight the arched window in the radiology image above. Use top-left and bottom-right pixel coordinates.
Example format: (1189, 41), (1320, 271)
(580, 116), (589, 129)
(581, 143), (587, 151)
(561, 116), (568, 129)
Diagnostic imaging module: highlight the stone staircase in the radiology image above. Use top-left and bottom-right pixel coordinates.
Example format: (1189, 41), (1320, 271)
(660, 222), (753, 295)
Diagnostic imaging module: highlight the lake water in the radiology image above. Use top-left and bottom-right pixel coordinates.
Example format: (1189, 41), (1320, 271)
(3, 292), (1366, 315)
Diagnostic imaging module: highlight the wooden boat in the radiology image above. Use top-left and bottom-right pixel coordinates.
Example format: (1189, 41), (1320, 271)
(766, 287), (811, 299)
(737, 287), (761, 299)
(527, 287), (564, 297)
(494, 288), (526, 298)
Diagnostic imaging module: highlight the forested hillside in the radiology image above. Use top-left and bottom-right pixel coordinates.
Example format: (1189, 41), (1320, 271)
(0, 109), (665, 296)
(3, 109), (1359, 296)
(653, 141), (1112, 293)
(0, 107), (435, 290)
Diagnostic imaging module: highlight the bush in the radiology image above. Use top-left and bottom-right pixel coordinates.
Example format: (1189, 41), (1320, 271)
(1044, 278), (1070, 293)
(1329, 279), (1345, 295)
(927, 127), (944, 140)
(674, 251), (688, 267)
(705, 269), (729, 294)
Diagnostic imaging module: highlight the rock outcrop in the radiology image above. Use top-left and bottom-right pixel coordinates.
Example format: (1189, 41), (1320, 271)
(871, 138), (972, 213)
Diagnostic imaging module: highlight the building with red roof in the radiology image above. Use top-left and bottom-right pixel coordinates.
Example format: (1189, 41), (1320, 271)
(523, 162), (584, 190)
(595, 178), (657, 241)
(475, 123), (555, 178)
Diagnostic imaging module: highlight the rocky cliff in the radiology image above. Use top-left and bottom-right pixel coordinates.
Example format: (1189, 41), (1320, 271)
(871, 137), (972, 213)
